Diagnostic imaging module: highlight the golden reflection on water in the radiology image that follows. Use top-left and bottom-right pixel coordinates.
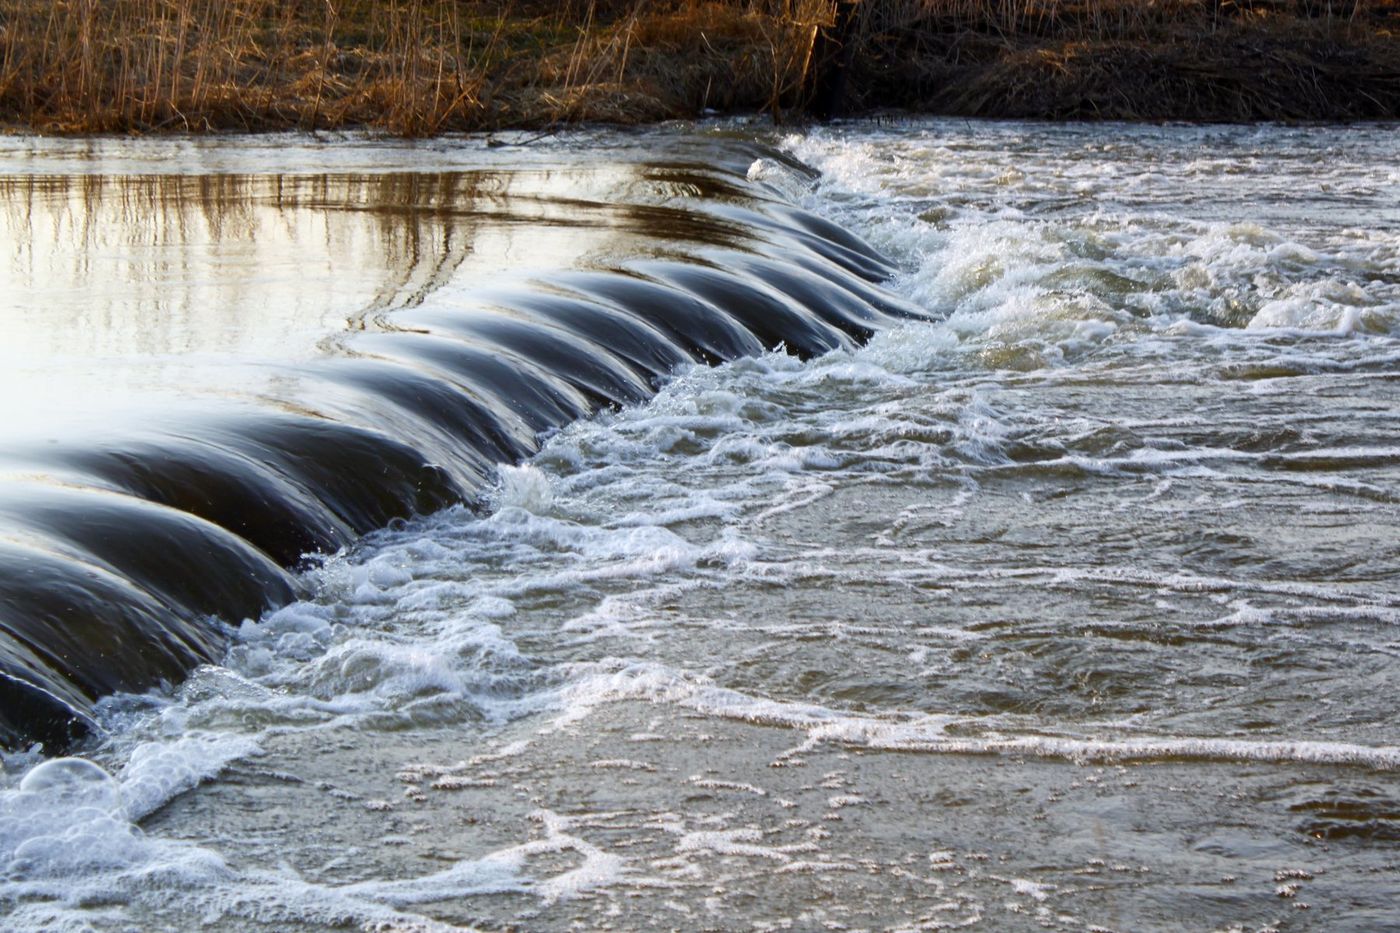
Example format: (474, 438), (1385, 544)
(0, 165), (742, 429)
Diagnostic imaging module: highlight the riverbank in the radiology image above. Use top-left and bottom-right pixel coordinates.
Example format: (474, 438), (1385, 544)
(0, 0), (825, 134)
(852, 2), (1400, 122)
(0, 1), (1396, 134)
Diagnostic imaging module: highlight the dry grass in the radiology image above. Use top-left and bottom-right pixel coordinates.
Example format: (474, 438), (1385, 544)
(0, 0), (1394, 132)
(0, 0), (510, 133)
(0, 0), (840, 133)
(849, 0), (1400, 120)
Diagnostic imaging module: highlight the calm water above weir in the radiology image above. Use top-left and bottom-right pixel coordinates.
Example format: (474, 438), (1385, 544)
(1, 121), (1398, 932)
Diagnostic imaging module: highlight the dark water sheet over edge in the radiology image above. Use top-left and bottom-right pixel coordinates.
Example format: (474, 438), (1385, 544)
(0, 134), (929, 753)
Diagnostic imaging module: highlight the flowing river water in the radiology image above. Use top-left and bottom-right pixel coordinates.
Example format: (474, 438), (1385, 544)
(0, 120), (1398, 931)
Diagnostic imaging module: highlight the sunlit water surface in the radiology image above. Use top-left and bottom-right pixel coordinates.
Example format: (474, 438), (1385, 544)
(2, 121), (1399, 932)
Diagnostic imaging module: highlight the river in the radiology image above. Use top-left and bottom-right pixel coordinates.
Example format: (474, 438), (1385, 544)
(1, 119), (1397, 931)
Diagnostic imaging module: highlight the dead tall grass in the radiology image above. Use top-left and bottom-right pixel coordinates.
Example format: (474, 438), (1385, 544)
(0, 0), (502, 132)
(0, 0), (1394, 132)
(0, 0), (842, 133)
(517, 0), (835, 121)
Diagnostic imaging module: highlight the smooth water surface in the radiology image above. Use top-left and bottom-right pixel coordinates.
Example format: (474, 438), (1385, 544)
(2, 121), (1398, 931)
(0, 133), (781, 432)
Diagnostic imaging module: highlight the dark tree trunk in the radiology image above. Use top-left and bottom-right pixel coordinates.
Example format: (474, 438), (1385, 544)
(804, 1), (863, 121)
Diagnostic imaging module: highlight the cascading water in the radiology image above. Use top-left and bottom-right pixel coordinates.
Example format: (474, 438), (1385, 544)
(0, 120), (1397, 932)
(0, 132), (921, 751)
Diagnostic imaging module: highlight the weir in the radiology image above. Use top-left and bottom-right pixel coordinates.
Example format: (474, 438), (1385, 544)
(0, 136), (924, 752)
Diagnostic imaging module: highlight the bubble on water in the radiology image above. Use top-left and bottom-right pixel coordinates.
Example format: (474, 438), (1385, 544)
(17, 757), (122, 814)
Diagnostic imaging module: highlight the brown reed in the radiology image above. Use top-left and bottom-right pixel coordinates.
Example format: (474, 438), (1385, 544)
(0, 0), (1394, 133)
(0, 0), (842, 133)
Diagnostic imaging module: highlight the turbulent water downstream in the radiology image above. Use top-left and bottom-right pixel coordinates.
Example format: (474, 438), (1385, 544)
(1, 120), (1398, 931)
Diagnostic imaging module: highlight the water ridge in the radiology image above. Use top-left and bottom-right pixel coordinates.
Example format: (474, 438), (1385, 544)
(0, 136), (924, 752)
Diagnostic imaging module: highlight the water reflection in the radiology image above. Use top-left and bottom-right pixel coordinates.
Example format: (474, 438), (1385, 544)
(0, 165), (756, 429)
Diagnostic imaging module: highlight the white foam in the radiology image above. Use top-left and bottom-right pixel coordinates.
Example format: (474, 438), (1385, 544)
(1010, 878), (1055, 901)
(0, 752), (239, 925)
(492, 463), (556, 514)
(119, 734), (262, 821)
(675, 829), (793, 861)
(787, 124), (1400, 350)
(811, 719), (1400, 769)
(553, 660), (1400, 770)
(746, 157), (813, 202)
(10, 120), (1400, 928)
(689, 777), (767, 796)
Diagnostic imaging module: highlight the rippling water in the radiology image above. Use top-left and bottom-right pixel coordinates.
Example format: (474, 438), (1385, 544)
(3, 121), (1399, 932)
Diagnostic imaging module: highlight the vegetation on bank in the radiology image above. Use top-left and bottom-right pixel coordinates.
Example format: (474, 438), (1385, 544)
(853, 0), (1400, 121)
(0, 0), (1395, 134)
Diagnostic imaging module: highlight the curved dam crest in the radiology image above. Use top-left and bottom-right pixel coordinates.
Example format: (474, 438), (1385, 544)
(0, 132), (924, 752)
